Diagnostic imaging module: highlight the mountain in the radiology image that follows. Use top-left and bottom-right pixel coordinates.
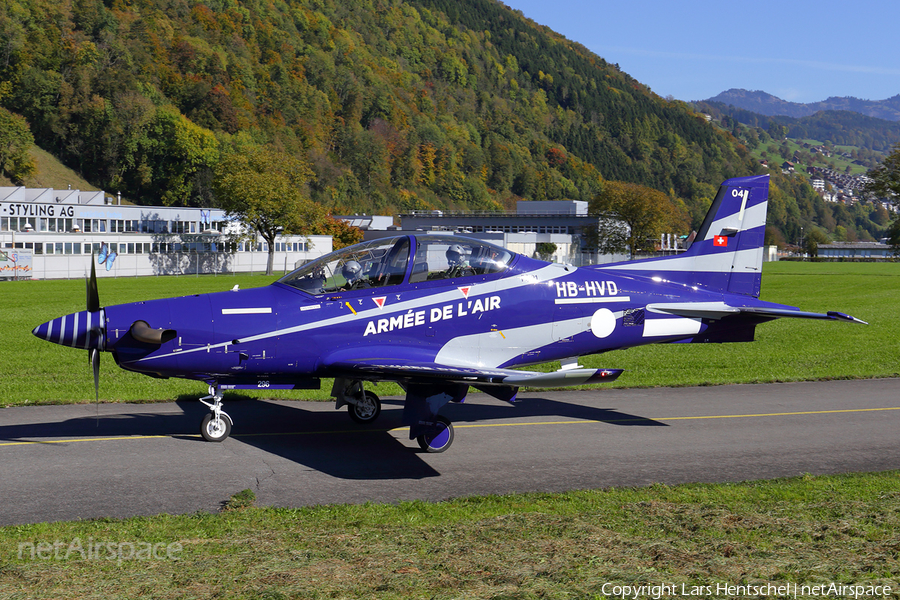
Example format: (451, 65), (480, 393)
(693, 101), (900, 153)
(703, 89), (900, 122)
(0, 0), (754, 224)
(2, 0), (887, 244)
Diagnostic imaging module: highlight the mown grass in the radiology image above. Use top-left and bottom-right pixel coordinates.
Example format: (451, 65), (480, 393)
(1, 472), (899, 598)
(1, 262), (896, 406)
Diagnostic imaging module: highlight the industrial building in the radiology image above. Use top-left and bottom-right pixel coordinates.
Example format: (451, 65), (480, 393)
(0, 187), (331, 279)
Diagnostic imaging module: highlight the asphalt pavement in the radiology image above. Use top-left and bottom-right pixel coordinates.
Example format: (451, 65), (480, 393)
(2, 378), (899, 526)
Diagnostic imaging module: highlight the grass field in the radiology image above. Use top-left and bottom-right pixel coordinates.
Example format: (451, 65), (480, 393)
(1, 472), (898, 598)
(1, 262), (899, 598)
(1, 261), (896, 406)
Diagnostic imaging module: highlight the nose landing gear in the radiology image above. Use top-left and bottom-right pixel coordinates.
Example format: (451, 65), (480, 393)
(199, 385), (233, 442)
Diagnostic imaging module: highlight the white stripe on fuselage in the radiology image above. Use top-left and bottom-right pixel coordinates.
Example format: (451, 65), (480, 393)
(435, 310), (627, 369)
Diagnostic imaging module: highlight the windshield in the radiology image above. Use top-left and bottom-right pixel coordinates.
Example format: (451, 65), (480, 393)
(278, 237), (410, 294)
(409, 235), (514, 282)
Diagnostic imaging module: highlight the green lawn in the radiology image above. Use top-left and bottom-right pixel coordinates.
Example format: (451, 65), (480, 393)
(1, 472), (898, 599)
(1, 261), (895, 406)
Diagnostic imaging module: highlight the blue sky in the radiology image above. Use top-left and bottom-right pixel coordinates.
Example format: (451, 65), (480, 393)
(499, 0), (900, 104)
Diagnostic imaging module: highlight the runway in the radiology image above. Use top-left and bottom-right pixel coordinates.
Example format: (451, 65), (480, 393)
(2, 378), (899, 526)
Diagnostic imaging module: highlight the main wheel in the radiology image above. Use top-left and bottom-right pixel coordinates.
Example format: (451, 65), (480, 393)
(348, 390), (381, 424)
(201, 412), (233, 442)
(416, 416), (454, 453)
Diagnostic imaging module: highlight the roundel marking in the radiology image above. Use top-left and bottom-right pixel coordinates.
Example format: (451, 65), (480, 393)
(590, 308), (616, 338)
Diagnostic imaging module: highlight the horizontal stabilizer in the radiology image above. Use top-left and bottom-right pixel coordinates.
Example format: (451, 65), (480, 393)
(647, 302), (867, 325)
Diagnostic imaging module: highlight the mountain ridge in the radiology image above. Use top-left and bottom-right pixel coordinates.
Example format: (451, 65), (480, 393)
(702, 89), (900, 121)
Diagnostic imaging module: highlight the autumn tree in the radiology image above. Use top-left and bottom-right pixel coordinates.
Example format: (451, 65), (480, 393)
(313, 214), (364, 250)
(0, 106), (35, 184)
(590, 180), (688, 259)
(213, 147), (324, 275)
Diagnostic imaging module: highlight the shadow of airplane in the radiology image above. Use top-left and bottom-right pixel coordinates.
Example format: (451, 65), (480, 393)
(0, 392), (666, 481)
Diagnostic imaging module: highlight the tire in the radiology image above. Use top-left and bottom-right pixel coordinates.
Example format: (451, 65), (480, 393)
(416, 415), (454, 453)
(201, 412), (232, 442)
(348, 390), (381, 424)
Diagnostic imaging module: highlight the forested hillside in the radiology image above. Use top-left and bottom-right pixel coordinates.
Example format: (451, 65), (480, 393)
(695, 102), (900, 153)
(0, 0), (760, 228)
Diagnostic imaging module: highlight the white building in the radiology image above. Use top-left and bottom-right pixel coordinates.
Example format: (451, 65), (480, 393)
(0, 187), (332, 280)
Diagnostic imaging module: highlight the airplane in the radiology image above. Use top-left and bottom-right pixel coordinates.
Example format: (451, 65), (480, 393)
(32, 174), (866, 452)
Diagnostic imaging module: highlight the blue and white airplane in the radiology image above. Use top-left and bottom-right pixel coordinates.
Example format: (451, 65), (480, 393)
(33, 175), (865, 452)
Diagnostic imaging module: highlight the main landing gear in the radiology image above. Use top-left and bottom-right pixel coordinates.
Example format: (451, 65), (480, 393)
(199, 385), (232, 442)
(333, 378), (455, 453)
(332, 378), (382, 424)
(415, 415), (454, 453)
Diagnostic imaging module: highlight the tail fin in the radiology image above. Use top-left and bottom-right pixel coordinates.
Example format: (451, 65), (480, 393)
(599, 174), (769, 298)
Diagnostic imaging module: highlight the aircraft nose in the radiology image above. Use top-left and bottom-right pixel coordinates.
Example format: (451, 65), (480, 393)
(32, 309), (105, 350)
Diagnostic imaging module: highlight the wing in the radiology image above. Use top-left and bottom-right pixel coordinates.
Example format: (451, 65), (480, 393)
(325, 356), (623, 388)
(646, 301), (868, 324)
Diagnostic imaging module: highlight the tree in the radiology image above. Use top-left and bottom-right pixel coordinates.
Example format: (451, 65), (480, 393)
(313, 215), (364, 250)
(805, 228), (829, 257)
(888, 218), (900, 258)
(535, 242), (557, 260)
(865, 143), (900, 206)
(213, 147), (324, 275)
(590, 181), (688, 259)
(0, 106), (35, 184)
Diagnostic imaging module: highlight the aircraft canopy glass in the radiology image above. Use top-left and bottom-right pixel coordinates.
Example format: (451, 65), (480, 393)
(277, 235), (513, 294)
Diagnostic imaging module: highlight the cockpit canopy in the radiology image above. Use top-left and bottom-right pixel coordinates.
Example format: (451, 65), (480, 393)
(278, 235), (515, 295)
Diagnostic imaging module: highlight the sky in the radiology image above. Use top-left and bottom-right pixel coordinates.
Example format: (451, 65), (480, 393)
(499, 0), (900, 104)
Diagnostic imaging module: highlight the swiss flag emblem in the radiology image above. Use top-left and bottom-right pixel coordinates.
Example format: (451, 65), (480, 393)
(713, 235), (728, 247)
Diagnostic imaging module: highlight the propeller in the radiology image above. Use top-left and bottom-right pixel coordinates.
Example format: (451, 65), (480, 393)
(32, 253), (109, 425)
(87, 256), (101, 424)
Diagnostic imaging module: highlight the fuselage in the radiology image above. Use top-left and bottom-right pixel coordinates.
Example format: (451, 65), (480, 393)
(33, 233), (784, 388)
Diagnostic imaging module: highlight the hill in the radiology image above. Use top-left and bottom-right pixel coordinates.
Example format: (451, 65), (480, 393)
(694, 101), (900, 155)
(0, 146), (99, 191)
(703, 89), (900, 122)
(0, 0), (755, 227)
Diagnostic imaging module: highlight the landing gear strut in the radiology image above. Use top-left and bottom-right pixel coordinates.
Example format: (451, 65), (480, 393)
(199, 384), (232, 442)
(333, 378), (382, 424)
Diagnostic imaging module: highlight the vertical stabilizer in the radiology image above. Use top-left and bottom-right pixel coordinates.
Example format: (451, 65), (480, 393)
(598, 175), (769, 297)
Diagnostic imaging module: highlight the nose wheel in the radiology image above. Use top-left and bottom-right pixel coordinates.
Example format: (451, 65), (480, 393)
(201, 412), (233, 442)
(199, 385), (233, 442)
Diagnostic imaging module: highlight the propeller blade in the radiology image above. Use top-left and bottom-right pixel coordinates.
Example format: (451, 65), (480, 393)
(91, 346), (100, 426)
(87, 253), (100, 313)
